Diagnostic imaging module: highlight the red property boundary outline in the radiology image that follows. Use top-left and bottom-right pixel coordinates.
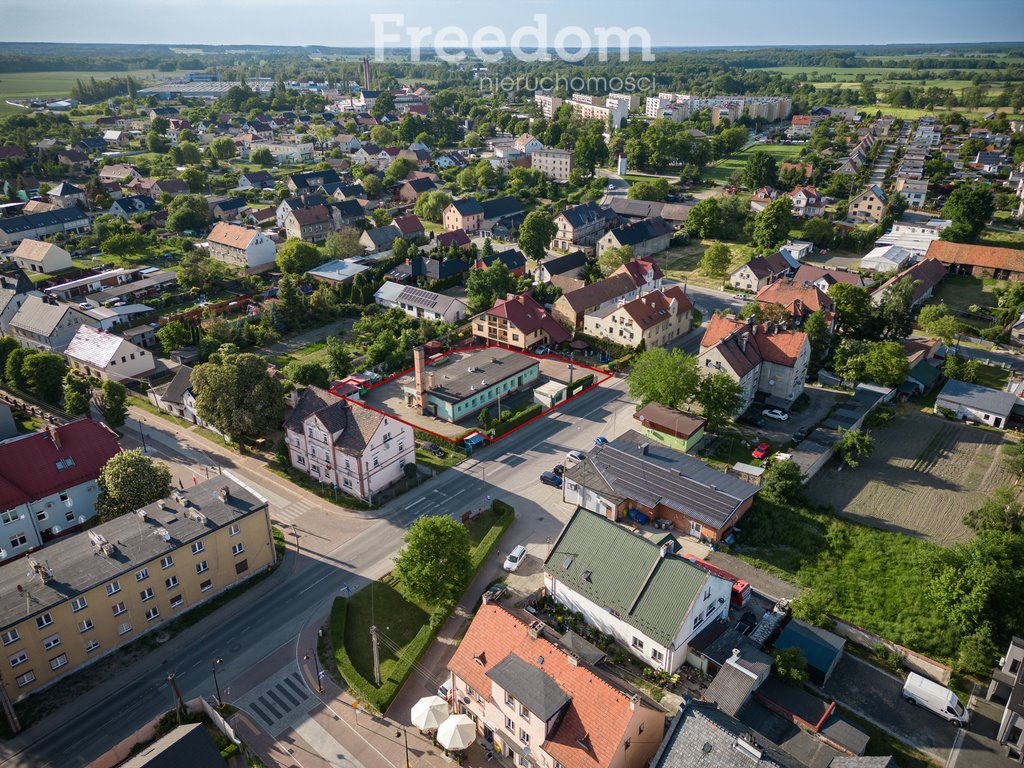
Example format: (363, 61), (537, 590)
(327, 344), (613, 446)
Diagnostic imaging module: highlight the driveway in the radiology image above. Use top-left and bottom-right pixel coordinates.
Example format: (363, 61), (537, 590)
(953, 693), (1018, 768)
(822, 654), (957, 763)
(743, 387), (846, 446)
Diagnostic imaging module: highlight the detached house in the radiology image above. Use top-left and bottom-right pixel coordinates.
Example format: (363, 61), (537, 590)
(552, 201), (612, 252)
(284, 205), (334, 243)
(729, 251), (792, 292)
(596, 217), (672, 260)
(9, 295), (99, 353)
(698, 315), (811, 412)
(13, 240), (72, 275)
(373, 282), (466, 324)
(750, 186), (780, 213)
(284, 387), (415, 502)
(148, 365), (216, 432)
(848, 184), (888, 225)
(64, 325), (155, 383)
(787, 186), (824, 218)
(206, 222), (277, 270)
(447, 604), (667, 768)
(443, 198), (484, 234)
(756, 280), (834, 326)
(544, 508), (735, 671)
(472, 292), (570, 351)
(583, 286), (693, 349)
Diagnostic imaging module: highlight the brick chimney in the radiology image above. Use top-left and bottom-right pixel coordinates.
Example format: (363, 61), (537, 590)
(413, 346), (427, 412)
(48, 426), (61, 450)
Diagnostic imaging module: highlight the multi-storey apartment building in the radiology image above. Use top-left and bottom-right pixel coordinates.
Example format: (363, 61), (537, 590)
(0, 476), (274, 700)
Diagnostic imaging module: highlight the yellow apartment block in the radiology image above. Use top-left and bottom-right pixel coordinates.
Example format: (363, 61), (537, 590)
(0, 474), (275, 701)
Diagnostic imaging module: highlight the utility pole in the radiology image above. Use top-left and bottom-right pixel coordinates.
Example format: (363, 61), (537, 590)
(137, 418), (148, 454)
(167, 673), (185, 725)
(370, 626), (381, 686)
(212, 658), (224, 707)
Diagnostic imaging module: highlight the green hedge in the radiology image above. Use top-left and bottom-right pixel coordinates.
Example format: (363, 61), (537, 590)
(471, 504), (515, 572)
(492, 403), (542, 437)
(567, 373), (594, 396)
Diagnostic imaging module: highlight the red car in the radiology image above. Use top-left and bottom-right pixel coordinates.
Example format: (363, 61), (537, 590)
(752, 443), (771, 460)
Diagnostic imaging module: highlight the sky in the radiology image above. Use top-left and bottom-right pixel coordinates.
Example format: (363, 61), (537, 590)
(4, 0), (1023, 48)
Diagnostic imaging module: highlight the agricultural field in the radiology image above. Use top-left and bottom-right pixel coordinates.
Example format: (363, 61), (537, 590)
(703, 142), (805, 183)
(0, 69), (163, 115)
(807, 410), (1012, 545)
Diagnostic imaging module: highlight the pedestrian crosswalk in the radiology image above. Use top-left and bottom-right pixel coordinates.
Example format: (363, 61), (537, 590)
(271, 498), (317, 526)
(235, 666), (316, 738)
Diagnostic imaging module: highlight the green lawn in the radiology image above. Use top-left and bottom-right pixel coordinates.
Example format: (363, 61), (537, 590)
(0, 69), (164, 114)
(931, 275), (1007, 312)
(979, 229), (1024, 251)
(651, 239), (758, 290)
(704, 143), (805, 184)
(974, 362), (1011, 390)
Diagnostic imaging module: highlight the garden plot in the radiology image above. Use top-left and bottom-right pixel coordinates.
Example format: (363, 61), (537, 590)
(807, 411), (1010, 545)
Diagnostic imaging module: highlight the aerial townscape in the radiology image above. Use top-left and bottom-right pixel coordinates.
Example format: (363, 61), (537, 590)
(2, 2), (1024, 768)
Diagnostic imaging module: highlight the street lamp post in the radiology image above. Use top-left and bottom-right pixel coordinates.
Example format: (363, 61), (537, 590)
(396, 726), (410, 768)
(304, 650), (323, 694)
(212, 658), (224, 707)
(137, 418), (148, 454)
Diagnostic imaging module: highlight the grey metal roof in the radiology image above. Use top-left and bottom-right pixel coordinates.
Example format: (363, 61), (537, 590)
(936, 378), (1017, 418)
(422, 348), (538, 405)
(486, 653), (571, 721)
(120, 723), (226, 768)
(9, 295), (83, 336)
(0, 477), (266, 631)
(561, 430), (759, 530)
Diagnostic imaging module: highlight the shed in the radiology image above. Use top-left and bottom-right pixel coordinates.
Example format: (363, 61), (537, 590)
(774, 619), (845, 686)
(533, 379), (567, 409)
(730, 462), (765, 486)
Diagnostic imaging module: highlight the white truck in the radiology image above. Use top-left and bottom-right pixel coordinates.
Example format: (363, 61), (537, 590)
(902, 672), (970, 726)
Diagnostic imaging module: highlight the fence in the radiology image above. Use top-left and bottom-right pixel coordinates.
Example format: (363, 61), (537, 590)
(830, 617), (952, 685)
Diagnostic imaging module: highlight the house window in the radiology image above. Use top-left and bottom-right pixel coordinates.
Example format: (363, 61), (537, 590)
(135, 568), (149, 582)
(112, 602), (126, 616)
(520, 729), (529, 744)
(0, 510), (17, 525)
(140, 588), (154, 602)
(118, 622), (132, 636)
(36, 614), (53, 630)
(651, 648), (664, 662)
(15, 671), (35, 688)
(191, 541), (204, 555)
(161, 556), (174, 569)
(232, 543), (245, 556)
(9, 652), (27, 668)
(200, 580), (213, 592)
(170, 595), (184, 609)
(78, 618), (94, 633)
(229, 524), (240, 537)
(10, 534), (27, 549)
(42, 635), (61, 651)
(196, 560), (209, 574)
(145, 607), (160, 622)
(693, 613), (705, 630)
(49, 654), (68, 671)
(107, 581), (121, 596)
(70, 597), (87, 612)
(2, 630), (19, 646)
(165, 576), (179, 589)
(505, 691), (514, 707)
(85, 640), (100, 653)
(297, 456), (305, 466)
(631, 637), (644, 651)
(505, 716), (514, 731)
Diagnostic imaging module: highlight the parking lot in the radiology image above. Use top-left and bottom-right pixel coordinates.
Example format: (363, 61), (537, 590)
(821, 654), (957, 763)
(741, 387), (847, 446)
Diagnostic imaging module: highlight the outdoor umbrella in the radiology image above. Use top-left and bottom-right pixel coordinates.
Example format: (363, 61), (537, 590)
(410, 695), (448, 731)
(436, 713), (476, 751)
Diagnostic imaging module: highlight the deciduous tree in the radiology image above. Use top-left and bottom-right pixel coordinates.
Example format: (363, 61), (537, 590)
(685, 198), (723, 240)
(100, 379), (128, 428)
(517, 210), (557, 262)
(942, 183), (995, 240)
(192, 352), (286, 443)
(762, 460), (804, 504)
(276, 238), (323, 274)
(323, 228), (363, 260)
(63, 372), (92, 417)
(627, 348), (700, 410)
(696, 372), (744, 431)
(963, 486), (1024, 534)
(699, 242), (731, 276)
(752, 196), (793, 251)
(393, 514), (472, 607)
(96, 449), (173, 521)
(597, 245), (634, 277)
(836, 428), (874, 468)
(742, 151), (778, 190)
(22, 352), (66, 404)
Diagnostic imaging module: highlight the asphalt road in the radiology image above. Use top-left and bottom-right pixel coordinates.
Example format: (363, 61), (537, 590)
(0, 375), (635, 768)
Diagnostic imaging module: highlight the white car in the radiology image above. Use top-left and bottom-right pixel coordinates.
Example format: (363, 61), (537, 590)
(566, 450), (586, 464)
(503, 545), (527, 572)
(762, 408), (790, 422)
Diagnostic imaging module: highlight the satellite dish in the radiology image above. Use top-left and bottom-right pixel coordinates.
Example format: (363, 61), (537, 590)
(53, 526), (62, 534)
(78, 516), (85, 524)
(0, 549), (7, 559)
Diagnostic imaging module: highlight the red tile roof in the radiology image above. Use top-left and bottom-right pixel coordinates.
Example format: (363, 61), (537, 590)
(0, 420), (119, 506)
(289, 205), (331, 226)
(482, 292), (570, 344)
(875, 257), (948, 304)
(756, 281), (833, 316)
(615, 257), (663, 287)
(619, 287), (693, 330)
(927, 240), (1024, 274)
(700, 315), (809, 371)
(392, 214), (424, 237)
(449, 605), (651, 768)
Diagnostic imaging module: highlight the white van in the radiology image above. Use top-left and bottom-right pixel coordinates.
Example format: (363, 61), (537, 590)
(503, 545), (527, 572)
(902, 672), (970, 726)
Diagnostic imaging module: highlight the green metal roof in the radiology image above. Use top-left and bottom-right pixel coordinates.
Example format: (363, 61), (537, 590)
(544, 509), (709, 647)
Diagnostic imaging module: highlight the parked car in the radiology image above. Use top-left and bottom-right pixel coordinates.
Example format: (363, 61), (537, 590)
(565, 450), (586, 464)
(540, 471), (563, 488)
(552, 464), (565, 476)
(743, 415), (767, 428)
(503, 544), (527, 572)
(902, 673), (970, 726)
(792, 428), (808, 444)
(593, 436), (608, 446)
(752, 442), (771, 460)
(437, 681), (450, 700)
(762, 408), (790, 422)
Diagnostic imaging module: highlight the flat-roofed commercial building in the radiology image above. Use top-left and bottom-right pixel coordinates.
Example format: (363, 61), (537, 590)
(0, 476), (274, 700)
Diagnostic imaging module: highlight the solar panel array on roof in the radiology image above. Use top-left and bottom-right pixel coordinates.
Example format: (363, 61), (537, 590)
(398, 285), (440, 310)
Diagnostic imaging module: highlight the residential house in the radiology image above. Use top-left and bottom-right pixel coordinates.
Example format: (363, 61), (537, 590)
(234, 171), (275, 191)
(388, 255), (469, 285)
(935, 379), (1016, 429)
(698, 316), (811, 412)
(985, 636), (1024, 762)
(561, 432), (759, 544)
(373, 282), (467, 324)
(792, 264), (864, 292)
(787, 186), (825, 218)
(544, 507), (734, 671)
(847, 185), (888, 225)
(0, 419), (119, 556)
(333, 134), (362, 153)
(109, 196), (156, 220)
(434, 229), (472, 251)
(77, 137), (108, 154)
(531, 148), (574, 182)
(729, 252), (792, 292)
(246, 142), (313, 164)
(474, 248), (527, 279)
(210, 197), (249, 222)
(447, 604), (667, 768)
(206, 222), (277, 270)
(871, 257), (947, 308)
(284, 387), (414, 501)
(552, 201), (612, 252)
(894, 177), (928, 208)
(360, 224), (402, 254)
(472, 292), (570, 351)
(633, 402), (706, 453)
(0, 477), (273, 700)
(284, 205), (335, 243)
(513, 133), (544, 154)
(756, 280), (835, 325)
(533, 251), (588, 284)
(750, 186), (780, 214)
(150, 179), (189, 197)
(398, 177), (435, 203)
(286, 169), (340, 194)
(47, 182), (87, 210)
(97, 164), (139, 185)
(553, 273), (642, 330)
(12, 240), (72, 275)
(928, 240), (1024, 281)
(9, 295), (99, 353)
(0, 209), (91, 249)
(443, 199), (484, 234)
(64, 325), (155, 383)
(56, 150), (90, 171)
(480, 196), (526, 228)
(392, 214), (425, 241)
(583, 286), (693, 349)
(0, 270), (39, 336)
(596, 217), (673, 260)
